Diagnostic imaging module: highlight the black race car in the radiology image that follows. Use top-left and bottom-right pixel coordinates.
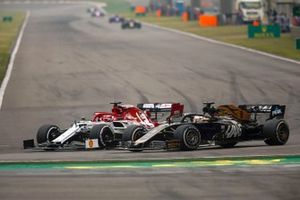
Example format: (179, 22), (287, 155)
(122, 103), (289, 151)
(121, 19), (142, 29)
(109, 15), (124, 23)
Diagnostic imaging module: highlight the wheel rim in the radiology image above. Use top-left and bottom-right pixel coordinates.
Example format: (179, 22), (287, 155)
(277, 122), (289, 143)
(100, 127), (114, 145)
(132, 129), (144, 141)
(184, 128), (200, 147)
(46, 127), (60, 142)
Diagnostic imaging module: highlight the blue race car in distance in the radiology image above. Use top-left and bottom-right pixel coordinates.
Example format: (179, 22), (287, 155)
(109, 15), (125, 23)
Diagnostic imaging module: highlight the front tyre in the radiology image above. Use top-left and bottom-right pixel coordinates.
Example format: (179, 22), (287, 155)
(174, 125), (201, 151)
(36, 124), (61, 144)
(122, 125), (146, 152)
(122, 125), (145, 141)
(263, 119), (289, 145)
(90, 124), (115, 149)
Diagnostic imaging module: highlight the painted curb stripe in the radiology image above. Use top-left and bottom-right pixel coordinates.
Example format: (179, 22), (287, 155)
(0, 155), (299, 170)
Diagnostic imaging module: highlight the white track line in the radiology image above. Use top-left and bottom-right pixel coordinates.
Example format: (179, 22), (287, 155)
(0, 11), (30, 110)
(144, 23), (300, 65)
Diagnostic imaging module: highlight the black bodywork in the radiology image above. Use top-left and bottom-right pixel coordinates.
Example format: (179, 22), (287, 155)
(123, 103), (289, 151)
(184, 104), (286, 141)
(109, 15), (124, 23)
(121, 20), (142, 29)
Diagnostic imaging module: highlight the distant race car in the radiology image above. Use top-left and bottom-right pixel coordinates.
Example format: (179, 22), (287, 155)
(121, 19), (142, 29)
(91, 9), (105, 17)
(23, 102), (184, 151)
(109, 15), (124, 23)
(122, 103), (289, 151)
(87, 7), (97, 13)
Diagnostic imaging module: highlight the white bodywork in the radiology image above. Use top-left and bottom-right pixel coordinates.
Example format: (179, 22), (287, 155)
(133, 123), (173, 146)
(49, 120), (139, 147)
(94, 11), (102, 17)
(51, 121), (103, 145)
(236, 0), (264, 22)
(129, 22), (134, 28)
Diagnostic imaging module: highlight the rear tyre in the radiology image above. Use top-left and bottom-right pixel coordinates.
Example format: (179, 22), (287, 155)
(174, 125), (201, 151)
(36, 124), (61, 144)
(90, 124), (115, 149)
(136, 23), (142, 29)
(263, 119), (289, 145)
(122, 125), (146, 152)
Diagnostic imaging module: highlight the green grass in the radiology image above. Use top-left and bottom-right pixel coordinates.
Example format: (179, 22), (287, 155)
(98, 0), (131, 13)
(122, 13), (300, 61)
(0, 11), (25, 83)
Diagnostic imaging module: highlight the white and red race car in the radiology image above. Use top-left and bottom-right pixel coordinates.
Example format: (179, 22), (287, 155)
(23, 102), (184, 150)
(90, 8), (105, 17)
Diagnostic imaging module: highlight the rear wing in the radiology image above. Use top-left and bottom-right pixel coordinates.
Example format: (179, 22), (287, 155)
(239, 104), (286, 119)
(137, 103), (184, 121)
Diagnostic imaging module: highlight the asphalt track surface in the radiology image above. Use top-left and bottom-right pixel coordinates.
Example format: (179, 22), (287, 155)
(0, 2), (300, 200)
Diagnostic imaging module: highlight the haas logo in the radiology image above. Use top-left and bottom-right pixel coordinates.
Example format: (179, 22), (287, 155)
(224, 120), (242, 138)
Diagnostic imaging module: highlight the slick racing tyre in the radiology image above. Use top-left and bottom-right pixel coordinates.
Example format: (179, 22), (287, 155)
(90, 124), (115, 149)
(263, 119), (289, 145)
(36, 124), (61, 144)
(122, 125), (145, 141)
(121, 24), (126, 29)
(174, 125), (201, 151)
(122, 125), (145, 152)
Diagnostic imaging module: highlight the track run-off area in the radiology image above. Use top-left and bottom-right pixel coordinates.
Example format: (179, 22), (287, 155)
(0, 1), (300, 200)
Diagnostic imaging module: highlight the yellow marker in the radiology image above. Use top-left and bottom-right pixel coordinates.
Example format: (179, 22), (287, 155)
(88, 140), (94, 148)
(215, 160), (234, 166)
(153, 164), (177, 168)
